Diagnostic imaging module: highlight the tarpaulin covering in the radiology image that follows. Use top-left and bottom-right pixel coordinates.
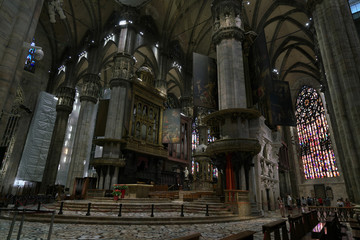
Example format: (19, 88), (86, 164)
(16, 92), (57, 182)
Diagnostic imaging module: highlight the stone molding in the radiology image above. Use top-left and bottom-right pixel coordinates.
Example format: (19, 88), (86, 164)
(109, 78), (132, 89)
(91, 157), (126, 167)
(206, 138), (261, 155)
(56, 86), (76, 113)
(212, 27), (244, 45)
(307, 0), (324, 12)
(80, 73), (101, 103)
(204, 108), (261, 127)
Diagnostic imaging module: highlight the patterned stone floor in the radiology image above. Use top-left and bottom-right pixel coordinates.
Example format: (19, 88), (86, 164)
(0, 212), (280, 240)
(0, 217), (279, 240)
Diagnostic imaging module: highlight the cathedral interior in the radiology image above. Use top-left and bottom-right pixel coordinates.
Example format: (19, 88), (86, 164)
(1, 0), (360, 229)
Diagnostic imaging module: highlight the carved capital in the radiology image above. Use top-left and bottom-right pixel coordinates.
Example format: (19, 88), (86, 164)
(213, 27), (245, 45)
(56, 86), (75, 113)
(80, 73), (101, 103)
(307, 0), (324, 12)
(112, 53), (135, 80)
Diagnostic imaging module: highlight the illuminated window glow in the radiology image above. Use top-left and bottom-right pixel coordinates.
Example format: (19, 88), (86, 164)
(295, 86), (339, 179)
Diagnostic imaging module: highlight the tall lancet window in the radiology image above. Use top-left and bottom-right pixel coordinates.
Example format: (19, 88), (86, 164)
(295, 86), (340, 179)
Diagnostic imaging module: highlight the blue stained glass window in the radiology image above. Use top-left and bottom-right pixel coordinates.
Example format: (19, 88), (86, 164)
(24, 39), (36, 73)
(295, 86), (339, 179)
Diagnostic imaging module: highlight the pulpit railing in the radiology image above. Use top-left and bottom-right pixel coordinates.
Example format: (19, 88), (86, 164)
(224, 190), (249, 203)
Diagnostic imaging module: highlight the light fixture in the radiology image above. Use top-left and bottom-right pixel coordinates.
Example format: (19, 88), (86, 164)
(119, 20), (127, 26)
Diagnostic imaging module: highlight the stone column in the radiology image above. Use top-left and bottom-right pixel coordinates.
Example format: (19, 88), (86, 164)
(98, 167), (104, 190)
(0, 0), (44, 146)
(111, 166), (119, 188)
(308, 0), (360, 203)
(104, 166), (111, 190)
(240, 164), (246, 190)
(66, 73), (100, 193)
(105, 53), (133, 140)
(0, 0), (44, 112)
(40, 86), (75, 193)
(212, 0), (245, 110)
(155, 50), (168, 96)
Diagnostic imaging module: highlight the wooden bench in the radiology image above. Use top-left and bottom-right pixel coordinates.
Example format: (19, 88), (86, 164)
(311, 222), (326, 239)
(288, 214), (306, 239)
(351, 222), (360, 230)
(263, 219), (289, 240)
(220, 230), (256, 240)
(353, 229), (360, 239)
(171, 232), (201, 240)
(309, 210), (318, 229)
(302, 211), (313, 233)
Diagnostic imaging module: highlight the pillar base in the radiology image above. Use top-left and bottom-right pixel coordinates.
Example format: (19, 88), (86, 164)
(224, 190), (251, 216)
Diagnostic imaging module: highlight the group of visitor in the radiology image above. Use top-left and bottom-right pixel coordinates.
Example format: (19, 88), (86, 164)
(277, 195), (352, 218)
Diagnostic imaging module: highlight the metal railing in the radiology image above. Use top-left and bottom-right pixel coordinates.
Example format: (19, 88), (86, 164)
(0, 208), (55, 240)
(308, 206), (355, 222)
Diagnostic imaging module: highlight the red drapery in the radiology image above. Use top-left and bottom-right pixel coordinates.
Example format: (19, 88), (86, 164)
(225, 153), (235, 190)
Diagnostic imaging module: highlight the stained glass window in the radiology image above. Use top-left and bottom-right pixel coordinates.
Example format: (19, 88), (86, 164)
(213, 167), (218, 178)
(24, 39), (36, 73)
(295, 86), (339, 179)
(207, 128), (215, 143)
(192, 118), (199, 150)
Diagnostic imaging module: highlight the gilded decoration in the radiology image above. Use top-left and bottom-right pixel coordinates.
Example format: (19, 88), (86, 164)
(125, 81), (166, 157)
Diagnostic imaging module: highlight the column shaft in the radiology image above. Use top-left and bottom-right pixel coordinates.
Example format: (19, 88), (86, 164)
(40, 87), (75, 193)
(310, 0), (360, 202)
(66, 73), (100, 192)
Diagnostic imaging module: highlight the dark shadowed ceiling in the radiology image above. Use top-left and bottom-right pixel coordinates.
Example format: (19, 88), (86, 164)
(38, 0), (318, 95)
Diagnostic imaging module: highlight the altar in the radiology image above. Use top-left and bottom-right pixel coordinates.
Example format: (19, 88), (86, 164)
(125, 184), (154, 198)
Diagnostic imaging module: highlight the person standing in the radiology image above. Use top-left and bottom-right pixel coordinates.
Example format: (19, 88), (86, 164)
(278, 197), (285, 217)
(287, 194), (293, 214)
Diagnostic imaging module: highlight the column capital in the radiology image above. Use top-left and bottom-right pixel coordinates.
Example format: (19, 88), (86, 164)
(213, 27), (245, 45)
(80, 73), (101, 103)
(211, 0), (244, 45)
(307, 0), (324, 12)
(111, 53), (135, 80)
(56, 86), (75, 113)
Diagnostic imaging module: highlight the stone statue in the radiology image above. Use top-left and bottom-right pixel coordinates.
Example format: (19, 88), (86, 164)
(235, 14), (242, 29)
(225, 14), (232, 27)
(264, 163), (269, 177)
(268, 164), (273, 178)
(184, 167), (189, 180)
(48, 0), (66, 24)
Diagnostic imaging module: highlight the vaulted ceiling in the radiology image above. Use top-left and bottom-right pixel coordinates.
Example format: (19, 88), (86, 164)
(38, 0), (318, 97)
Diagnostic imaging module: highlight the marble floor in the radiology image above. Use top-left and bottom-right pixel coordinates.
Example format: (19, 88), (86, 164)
(0, 212), (280, 240)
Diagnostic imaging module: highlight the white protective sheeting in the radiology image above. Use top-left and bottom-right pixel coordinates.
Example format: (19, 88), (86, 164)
(16, 92), (57, 182)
